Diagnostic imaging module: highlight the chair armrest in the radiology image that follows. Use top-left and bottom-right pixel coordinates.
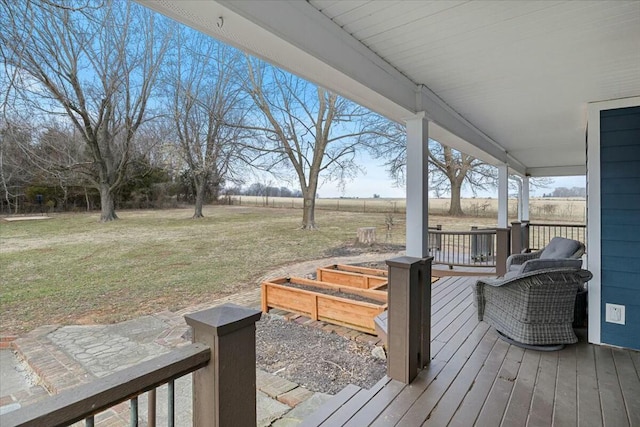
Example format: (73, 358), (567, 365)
(506, 249), (542, 270)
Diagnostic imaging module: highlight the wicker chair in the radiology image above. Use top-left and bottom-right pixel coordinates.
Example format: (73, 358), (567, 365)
(474, 267), (592, 347)
(506, 236), (585, 274)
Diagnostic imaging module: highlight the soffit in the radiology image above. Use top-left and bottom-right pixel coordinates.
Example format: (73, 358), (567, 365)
(310, 0), (640, 174)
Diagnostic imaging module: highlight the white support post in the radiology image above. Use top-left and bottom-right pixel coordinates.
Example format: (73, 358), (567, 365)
(522, 176), (530, 222)
(404, 112), (429, 258)
(497, 164), (509, 228)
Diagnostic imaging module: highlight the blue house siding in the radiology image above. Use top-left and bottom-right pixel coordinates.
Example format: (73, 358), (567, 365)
(600, 106), (640, 350)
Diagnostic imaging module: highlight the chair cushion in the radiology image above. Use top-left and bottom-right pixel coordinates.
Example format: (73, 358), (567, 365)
(539, 237), (582, 259)
(505, 258), (582, 279)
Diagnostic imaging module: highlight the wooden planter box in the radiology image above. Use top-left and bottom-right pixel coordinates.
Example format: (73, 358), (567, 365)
(261, 276), (387, 334)
(316, 264), (387, 290)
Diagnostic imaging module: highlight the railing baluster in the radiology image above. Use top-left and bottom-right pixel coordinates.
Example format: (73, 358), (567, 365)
(168, 379), (175, 427)
(527, 223), (586, 251)
(130, 396), (138, 427)
(148, 388), (156, 427)
(85, 415), (94, 427)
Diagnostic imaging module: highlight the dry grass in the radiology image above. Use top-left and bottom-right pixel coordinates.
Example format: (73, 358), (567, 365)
(0, 200), (585, 335)
(0, 206), (406, 335)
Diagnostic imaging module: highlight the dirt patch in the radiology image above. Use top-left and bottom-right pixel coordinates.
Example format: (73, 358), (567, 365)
(324, 243), (405, 258)
(283, 281), (383, 305)
(255, 314), (386, 394)
(2, 216), (52, 222)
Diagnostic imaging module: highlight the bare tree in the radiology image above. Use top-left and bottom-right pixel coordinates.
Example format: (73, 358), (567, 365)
(0, 120), (33, 213)
(243, 59), (381, 229)
(429, 143), (497, 215)
(166, 30), (248, 218)
(0, 0), (170, 221)
(370, 122), (497, 216)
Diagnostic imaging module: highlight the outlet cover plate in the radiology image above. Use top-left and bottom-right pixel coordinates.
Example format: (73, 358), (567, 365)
(605, 303), (625, 325)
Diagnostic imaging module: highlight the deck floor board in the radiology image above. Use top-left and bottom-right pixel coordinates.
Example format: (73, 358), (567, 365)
(447, 337), (510, 427)
(475, 344), (526, 427)
(398, 324), (492, 425)
(303, 275), (640, 426)
(528, 350), (559, 427)
(612, 348), (640, 426)
(552, 345), (578, 427)
(576, 341), (604, 427)
(595, 346), (630, 427)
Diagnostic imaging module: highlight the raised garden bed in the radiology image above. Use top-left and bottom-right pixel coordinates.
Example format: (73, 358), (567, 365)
(316, 264), (387, 290)
(261, 276), (387, 334)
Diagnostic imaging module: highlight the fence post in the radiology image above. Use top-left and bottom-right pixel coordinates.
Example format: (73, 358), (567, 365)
(511, 221), (522, 255)
(185, 304), (262, 427)
(386, 256), (433, 384)
(495, 228), (511, 276)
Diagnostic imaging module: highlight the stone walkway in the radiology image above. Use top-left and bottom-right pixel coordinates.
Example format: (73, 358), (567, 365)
(0, 251), (402, 426)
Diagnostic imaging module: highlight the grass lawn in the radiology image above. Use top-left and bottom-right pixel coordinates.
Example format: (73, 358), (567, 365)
(1, 206), (414, 335)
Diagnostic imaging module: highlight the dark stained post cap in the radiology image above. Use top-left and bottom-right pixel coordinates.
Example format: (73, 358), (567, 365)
(185, 303), (262, 336)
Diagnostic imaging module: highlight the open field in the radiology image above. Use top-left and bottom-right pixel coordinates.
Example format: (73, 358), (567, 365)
(0, 202), (585, 336)
(0, 206), (407, 335)
(228, 196), (586, 223)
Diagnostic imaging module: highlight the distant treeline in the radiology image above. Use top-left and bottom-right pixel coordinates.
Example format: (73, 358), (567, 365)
(543, 187), (586, 198)
(223, 183), (302, 198)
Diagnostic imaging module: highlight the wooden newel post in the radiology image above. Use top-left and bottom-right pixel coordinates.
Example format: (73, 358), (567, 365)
(521, 220), (530, 251)
(185, 304), (262, 427)
(496, 228), (511, 277)
(511, 221), (522, 255)
(386, 256), (433, 384)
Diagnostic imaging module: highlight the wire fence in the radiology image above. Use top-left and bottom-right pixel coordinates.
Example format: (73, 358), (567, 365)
(221, 195), (586, 222)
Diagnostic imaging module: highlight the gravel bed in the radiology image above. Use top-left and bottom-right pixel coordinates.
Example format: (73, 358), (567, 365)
(256, 314), (386, 394)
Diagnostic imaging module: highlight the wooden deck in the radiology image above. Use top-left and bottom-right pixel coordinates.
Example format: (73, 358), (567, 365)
(303, 276), (640, 427)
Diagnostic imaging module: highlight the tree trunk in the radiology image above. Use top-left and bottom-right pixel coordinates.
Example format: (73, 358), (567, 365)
(99, 184), (118, 222)
(193, 177), (205, 219)
(357, 227), (376, 245)
(448, 181), (464, 216)
(85, 187), (91, 212)
(301, 195), (316, 229)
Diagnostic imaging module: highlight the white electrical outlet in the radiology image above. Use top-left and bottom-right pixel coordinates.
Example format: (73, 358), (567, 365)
(605, 303), (625, 325)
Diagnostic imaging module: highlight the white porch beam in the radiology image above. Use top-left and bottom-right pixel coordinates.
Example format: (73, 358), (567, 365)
(527, 165), (586, 177)
(405, 113), (429, 258)
(417, 86), (515, 170)
(497, 165), (509, 228)
(219, 0), (512, 166)
(521, 176), (530, 222)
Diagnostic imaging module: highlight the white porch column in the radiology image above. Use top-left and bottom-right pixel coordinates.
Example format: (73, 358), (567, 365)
(497, 164), (509, 228)
(521, 176), (530, 222)
(404, 112), (429, 258)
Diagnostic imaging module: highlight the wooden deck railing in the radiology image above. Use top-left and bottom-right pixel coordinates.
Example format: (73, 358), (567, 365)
(526, 222), (586, 251)
(511, 221), (587, 254)
(428, 228), (498, 268)
(0, 304), (261, 427)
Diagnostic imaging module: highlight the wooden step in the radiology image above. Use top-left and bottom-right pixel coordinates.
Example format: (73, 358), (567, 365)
(374, 311), (388, 346)
(301, 377), (391, 426)
(344, 378), (407, 426)
(300, 384), (362, 427)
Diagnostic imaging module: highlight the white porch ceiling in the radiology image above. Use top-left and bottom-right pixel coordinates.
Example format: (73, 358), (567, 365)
(142, 0), (640, 176)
